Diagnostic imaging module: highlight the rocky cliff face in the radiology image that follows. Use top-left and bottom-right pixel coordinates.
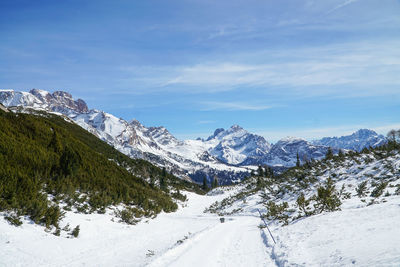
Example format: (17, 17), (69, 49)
(0, 89), (88, 114)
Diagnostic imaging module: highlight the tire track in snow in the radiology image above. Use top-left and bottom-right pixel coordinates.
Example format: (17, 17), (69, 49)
(147, 216), (274, 267)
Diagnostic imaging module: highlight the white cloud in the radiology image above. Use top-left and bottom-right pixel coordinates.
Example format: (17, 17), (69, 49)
(119, 41), (400, 97)
(327, 0), (360, 14)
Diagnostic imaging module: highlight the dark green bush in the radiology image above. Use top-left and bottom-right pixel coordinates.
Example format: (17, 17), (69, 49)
(5, 215), (22, 226)
(296, 193), (312, 217)
(313, 178), (341, 213)
(264, 201), (290, 225)
(71, 225), (80, 237)
(356, 181), (368, 197)
(370, 182), (388, 198)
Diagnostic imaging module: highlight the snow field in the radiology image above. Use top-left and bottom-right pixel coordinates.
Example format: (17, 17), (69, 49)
(0, 192), (236, 266)
(270, 196), (400, 266)
(1, 186), (400, 266)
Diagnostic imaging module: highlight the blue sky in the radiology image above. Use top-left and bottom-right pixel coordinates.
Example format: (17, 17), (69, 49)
(1, 0), (400, 142)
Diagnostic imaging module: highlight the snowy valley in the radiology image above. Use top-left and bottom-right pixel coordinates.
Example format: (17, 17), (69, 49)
(1, 142), (400, 266)
(2, 0), (399, 265)
(0, 90), (400, 266)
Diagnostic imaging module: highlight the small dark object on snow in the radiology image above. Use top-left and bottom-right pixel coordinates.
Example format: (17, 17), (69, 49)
(146, 250), (155, 257)
(220, 217), (225, 223)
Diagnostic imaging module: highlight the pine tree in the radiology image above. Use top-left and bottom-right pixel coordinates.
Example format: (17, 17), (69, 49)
(159, 176), (166, 190)
(257, 165), (264, 177)
(387, 129), (396, 142)
(268, 167), (274, 178)
(264, 166), (270, 177)
(361, 147), (369, 154)
(296, 152), (300, 167)
(338, 149), (344, 158)
(314, 177), (341, 212)
(325, 147), (334, 159)
(202, 176), (208, 191)
(59, 146), (81, 176)
(256, 177), (263, 188)
(212, 176), (219, 188)
(160, 167), (167, 190)
(48, 130), (62, 153)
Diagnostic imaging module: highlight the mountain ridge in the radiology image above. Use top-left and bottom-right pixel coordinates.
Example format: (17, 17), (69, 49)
(0, 89), (387, 184)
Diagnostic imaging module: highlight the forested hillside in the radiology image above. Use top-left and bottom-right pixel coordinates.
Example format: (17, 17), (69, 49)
(0, 108), (202, 232)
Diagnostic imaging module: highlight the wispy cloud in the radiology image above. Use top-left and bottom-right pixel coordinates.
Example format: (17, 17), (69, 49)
(327, 0), (360, 14)
(119, 41), (400, 98)
(200, 101), (273, 111)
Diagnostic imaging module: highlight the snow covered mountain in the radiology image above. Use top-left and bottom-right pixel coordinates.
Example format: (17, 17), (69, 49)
(0, 89), (252, 184)
(258, 136), (336, 167)
(204, 125), (271, 165)
(0, 89), (387, 184)
(312, 129), (386, 151)
(0, 89), (88, 114)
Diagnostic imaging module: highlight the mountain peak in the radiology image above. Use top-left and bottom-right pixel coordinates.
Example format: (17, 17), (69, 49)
(206, 128), (225, 141)
(53, 90), (73, 99)
(0, 89), (88, 114)
(353, 128), (378, 136)
(29, 88), (50, 97)
(129, 119), (143, 128)
(230, 124), (243, 130)
(313, 128), (386, 152)
(227, 125), (247, 134)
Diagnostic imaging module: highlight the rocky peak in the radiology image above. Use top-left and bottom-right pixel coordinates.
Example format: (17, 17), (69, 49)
(230, 124), (243, 131)
(52, 91), (73, 99)
(207, 125), (271, 165)
(147, 126), (180, 146)
(312, 129), (386, 152)
(0, 89), (90, 114)
(206, 128), (225, 141)
(353, 129), (378, 138)
(50, 90), (88, 113)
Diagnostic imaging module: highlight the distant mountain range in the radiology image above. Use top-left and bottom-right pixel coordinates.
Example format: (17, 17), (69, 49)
(0, 89), (387, 184)
(311, 129), (386, 151)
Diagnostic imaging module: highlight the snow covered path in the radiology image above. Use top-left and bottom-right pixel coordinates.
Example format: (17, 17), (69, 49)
(1, 190), (400, 266)
(0, 191), (273, 267)
(148, 215), (273, 267)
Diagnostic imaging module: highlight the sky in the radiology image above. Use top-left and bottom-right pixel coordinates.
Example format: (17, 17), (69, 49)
(1, 0), (400, 142)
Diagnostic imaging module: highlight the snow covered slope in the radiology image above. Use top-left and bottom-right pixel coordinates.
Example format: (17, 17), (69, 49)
(0, 89), (251, 183)
(1, 145), (399, 266)
(203, 145), (400, 266)
(0, 89), (387, 184)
